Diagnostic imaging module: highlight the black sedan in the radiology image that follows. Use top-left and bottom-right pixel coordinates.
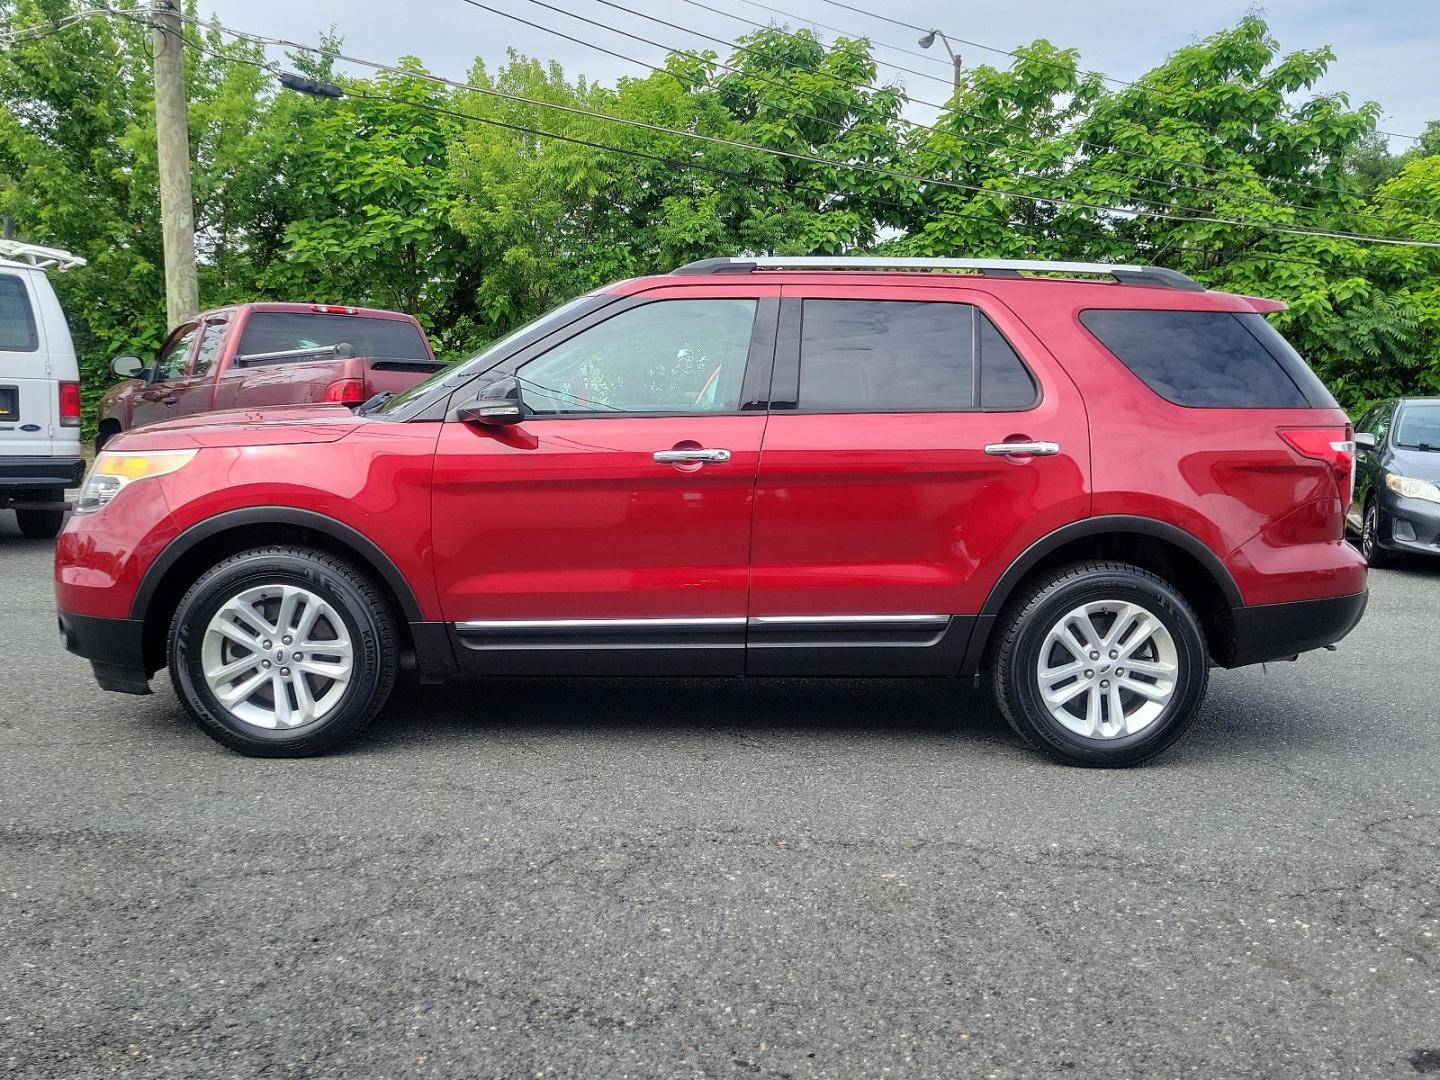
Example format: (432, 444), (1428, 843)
(1350, 397), (1440, 566)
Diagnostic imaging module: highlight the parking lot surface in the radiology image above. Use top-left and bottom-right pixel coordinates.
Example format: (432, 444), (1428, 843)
(3, 513), (1438, 1079)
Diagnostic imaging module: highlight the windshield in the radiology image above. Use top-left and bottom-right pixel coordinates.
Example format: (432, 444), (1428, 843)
(1395, 403), (1440, 449)
(377, 294), (599, 415)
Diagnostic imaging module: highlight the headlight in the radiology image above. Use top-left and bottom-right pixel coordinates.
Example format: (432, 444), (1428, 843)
(76, 449), (198, 512)
(1386, 474), (1440, 504)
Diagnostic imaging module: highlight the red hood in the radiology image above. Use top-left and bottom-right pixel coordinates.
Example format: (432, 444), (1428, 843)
(106, 403), (364, 451)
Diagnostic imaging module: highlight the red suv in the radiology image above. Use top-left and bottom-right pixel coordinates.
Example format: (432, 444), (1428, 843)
(55, 257), (1367, 766)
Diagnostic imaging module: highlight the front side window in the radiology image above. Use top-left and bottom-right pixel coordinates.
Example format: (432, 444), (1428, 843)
(193, 321), (228, 378)
(0, 275), (38, 352)
(797, 300), (1035, 412)
(154, 324), (199, 381)
(518, 299), (757, 415)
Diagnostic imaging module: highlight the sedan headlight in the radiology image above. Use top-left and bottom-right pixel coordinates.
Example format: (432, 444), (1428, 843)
(76, 449), (198, 512)
(1386, 474), (1440, 504)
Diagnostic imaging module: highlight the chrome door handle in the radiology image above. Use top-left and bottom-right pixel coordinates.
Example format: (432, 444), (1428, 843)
(984, 441), (1060, 457)
(653, 448), (732, 464)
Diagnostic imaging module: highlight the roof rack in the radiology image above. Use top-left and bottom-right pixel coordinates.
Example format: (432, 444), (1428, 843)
(0, 239), (87, 271)
(672, 256), (1202, 291)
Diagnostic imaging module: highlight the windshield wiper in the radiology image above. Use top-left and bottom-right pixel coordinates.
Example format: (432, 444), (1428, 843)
(355, 391), (393, 416)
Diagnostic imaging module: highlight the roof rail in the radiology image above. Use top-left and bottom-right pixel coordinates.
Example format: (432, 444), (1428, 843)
(0, 239), (87, 271)
(672, 256), (1202, 291)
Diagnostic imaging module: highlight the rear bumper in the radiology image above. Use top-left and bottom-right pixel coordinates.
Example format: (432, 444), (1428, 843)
(1225, 590), (1368, 667)
(0, 454), (85, 492)
(57, 609), (152, 695)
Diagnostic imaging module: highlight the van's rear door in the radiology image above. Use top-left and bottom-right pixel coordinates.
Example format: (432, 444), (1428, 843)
(0, 270), (51, 458)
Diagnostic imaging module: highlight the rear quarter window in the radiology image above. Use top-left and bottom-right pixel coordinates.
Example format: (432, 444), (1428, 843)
(0, 274), (39, 352)
(1079, 309), (1336, 409)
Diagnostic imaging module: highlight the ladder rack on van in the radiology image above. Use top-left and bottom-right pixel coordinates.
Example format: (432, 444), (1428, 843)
(0, 239), (87, 271)
(672, 256), (1202, 291)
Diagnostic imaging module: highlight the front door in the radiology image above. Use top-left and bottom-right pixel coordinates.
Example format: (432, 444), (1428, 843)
(747, 286), (1091, 675)
(130, 321), (200, 430)
(431, 287), (777, 675)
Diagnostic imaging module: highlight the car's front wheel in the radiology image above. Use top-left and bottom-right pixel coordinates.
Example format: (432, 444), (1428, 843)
(991, 561), (1210, 767)
(1360, 500), (1395, 568)
(168, 546), (398, 756)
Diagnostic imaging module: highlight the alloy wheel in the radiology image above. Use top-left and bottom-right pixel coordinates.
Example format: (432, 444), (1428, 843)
(1035, 599), (1179, 739)
(199, 584), (354, 730)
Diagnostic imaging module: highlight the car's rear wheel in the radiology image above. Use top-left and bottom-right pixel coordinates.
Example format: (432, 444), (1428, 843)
(992, 561), (1209, 767)
(1360, 500), (1395, 568)
(168, 546), (398, 756)
(15, 488), (64, 539)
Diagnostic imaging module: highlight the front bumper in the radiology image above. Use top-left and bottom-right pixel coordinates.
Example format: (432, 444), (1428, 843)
(1378, 488), (1440, 557)
(0, 454), (85, 492)
(57, 610), (152, 694)
(1226, 590), (1369, 667)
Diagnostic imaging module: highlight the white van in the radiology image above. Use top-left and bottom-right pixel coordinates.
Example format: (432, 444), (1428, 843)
(0, 244), (86, 539)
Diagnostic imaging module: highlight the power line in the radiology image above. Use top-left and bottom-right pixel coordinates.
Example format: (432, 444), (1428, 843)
(177, 11), (1440, 249)
(192, 41), (1356, 277)
(810, 0), (1425, 142)
(491, 0), (1431, 234)
(585, 0), (1435, 214)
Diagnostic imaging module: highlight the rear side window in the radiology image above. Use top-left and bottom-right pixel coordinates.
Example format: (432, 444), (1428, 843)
(0, 275), (38, 352)
(797, 300), (1036, 411)
(1079, 309), (1336, 409)
(236, 313), (428, 362)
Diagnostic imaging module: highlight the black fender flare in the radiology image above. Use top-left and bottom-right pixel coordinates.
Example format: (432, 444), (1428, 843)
(132, 506), (425, 622)
(960, 515), (1243, 675)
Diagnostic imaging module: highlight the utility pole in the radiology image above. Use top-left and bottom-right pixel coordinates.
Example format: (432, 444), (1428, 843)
(151, 0), (198, 330)
(918, 29), (962, 96)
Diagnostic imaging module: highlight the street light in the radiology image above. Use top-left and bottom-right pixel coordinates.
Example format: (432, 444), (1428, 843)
(918, 29), (962, 95)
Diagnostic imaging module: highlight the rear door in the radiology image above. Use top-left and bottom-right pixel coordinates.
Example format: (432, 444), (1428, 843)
(0, 270), (50, 457)
(747, 285), (1090, 675)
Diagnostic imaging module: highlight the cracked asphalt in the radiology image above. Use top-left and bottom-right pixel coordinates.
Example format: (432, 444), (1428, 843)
(3, 511), (1439, 1079)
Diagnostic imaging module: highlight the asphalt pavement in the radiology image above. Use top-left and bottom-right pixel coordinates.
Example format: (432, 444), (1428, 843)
(3, 510), (1438, 1079)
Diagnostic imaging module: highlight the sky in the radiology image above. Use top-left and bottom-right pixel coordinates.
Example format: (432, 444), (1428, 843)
(202, 0), (1439, 149)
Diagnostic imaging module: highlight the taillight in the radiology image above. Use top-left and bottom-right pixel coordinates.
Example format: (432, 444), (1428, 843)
(58, 380), (81, 427)
(309, 304), (358, 315)
(1280, 425), (1355, 508)
(322, 377), (368, 405)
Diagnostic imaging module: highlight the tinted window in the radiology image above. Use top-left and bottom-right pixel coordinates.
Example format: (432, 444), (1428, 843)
(1080, 310), (1334, 408)
(0, 275), (38, 352)
(1370, 401), (1396, 445)
(236, 313), (427, 362)
(979, 314), (1037, 409)
(796, 301), (1036, 412)
(193, 321), (228, 377)
(1395, 403), (1440, 449)
(799, 300), (974, 411)
(519, 299), (757, 414)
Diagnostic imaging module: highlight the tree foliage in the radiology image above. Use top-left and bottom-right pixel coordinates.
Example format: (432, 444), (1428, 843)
(1, 2), (1438, 431)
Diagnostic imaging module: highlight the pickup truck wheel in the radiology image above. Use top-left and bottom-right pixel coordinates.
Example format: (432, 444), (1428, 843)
(15, 489), (64, 539)
(991, 561), (1209, 768)
(168, 546), (398, 757)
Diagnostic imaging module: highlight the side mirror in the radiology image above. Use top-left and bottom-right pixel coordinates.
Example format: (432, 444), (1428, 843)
(111, 355), (144, 379)
(1355, 432), (1377, 451)
(457, 377), (525, 426)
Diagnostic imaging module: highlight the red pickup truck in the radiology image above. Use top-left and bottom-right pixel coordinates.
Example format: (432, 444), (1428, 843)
(96, 302), (446, 448)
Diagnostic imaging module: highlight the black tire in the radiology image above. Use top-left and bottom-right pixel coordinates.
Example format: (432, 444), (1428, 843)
(1360, 499), (1395, 569)
(168, 545), (398, 756)
(991, 560), (1210, 767)
(15, 489), (64, 539)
